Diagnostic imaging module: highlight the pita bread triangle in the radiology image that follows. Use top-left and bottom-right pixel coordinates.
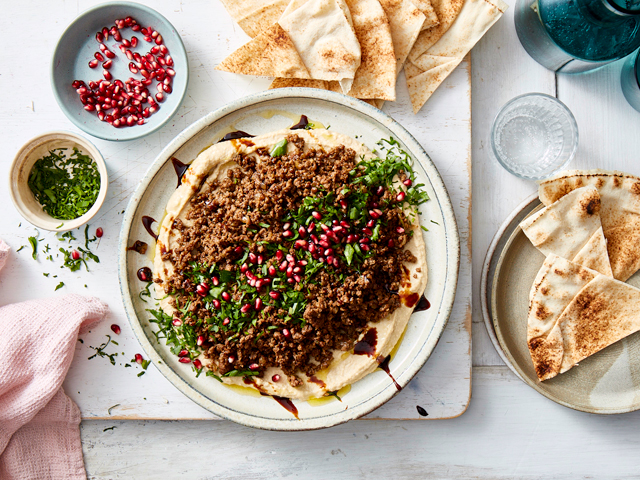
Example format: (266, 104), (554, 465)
(218, 0), (289, 38)
(573, 227), (613, 277)
(410, 0), (440, 30)
(551, 274), (640, 379)
(216, 23), (311, 79)
(405, 0), (507, 113)
(527, 255), (598, 381)
(538, 169), (640, 281)
(378, 0), (426, 74)
(519, 185), (613, 276)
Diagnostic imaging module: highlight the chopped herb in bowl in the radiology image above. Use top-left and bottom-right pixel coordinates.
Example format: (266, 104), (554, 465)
(27, 147), (101, 220)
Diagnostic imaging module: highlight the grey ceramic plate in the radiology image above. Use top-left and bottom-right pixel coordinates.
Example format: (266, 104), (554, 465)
(118, 88), (460, 430)
(51, 2), (188, 141)
(487, 196), (640, 414)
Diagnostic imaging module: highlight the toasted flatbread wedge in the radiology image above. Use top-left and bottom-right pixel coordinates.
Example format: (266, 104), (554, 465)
(519, 186), (613, 276)
(216, 23), (311, 79)
(218, 0), (289, 38)
(405, 0), (507, 113)
(541, 274), (640, 380)
(379, 0), (427, 73)
(410, 0), (440, 30)
(538, 170), (640, 281)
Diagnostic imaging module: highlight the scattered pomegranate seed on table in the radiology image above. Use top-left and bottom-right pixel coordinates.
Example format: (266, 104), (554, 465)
(110, 324), (121, 335)
(134, 353), (143, 364)
(71, 250), (80, 260)
(96, 227), (104, 237)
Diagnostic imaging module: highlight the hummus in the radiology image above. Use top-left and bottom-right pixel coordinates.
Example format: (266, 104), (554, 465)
(153, 127), (428, 400)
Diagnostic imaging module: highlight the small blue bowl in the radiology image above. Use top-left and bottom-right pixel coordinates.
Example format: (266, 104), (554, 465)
(51, 1), (188, 141)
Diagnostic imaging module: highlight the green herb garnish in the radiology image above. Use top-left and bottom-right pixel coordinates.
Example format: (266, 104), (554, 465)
(88, 335), (118, 365)
(27, 147), (100, 220)
(28, 236), (38, 260)
(54, 281), (64, 291)
(269, 139), (288, 157)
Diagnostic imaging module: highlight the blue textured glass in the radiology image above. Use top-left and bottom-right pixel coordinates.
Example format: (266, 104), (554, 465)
(515, 0), (640, 73)
(621, 50), (640, 112)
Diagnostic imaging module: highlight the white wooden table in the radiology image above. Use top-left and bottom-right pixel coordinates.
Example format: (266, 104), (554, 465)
(2, 0), (640, 478)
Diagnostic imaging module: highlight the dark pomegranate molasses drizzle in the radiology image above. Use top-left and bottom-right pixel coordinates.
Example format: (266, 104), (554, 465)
(218, 131), (255, 142)
(141, 216), (158, 241)
(171, 157), (189, 187)
(290, 115), (309, 130)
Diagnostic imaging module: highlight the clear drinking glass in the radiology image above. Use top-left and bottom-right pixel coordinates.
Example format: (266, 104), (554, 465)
(621, 50), (640, 112)
(490, 93), (579, 180)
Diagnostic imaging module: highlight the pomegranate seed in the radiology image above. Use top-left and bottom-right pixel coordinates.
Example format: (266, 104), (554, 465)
(160, 45), (168, 55)
(294, 275), (302, 283)
(268, 265), (276, 276)
(132, 23), (140, 31)
(240, 263), (248, 273)
(197, 336), (204, 346)
(362, 227), (373, 236)
(286, 267), (293, 278)
(339, 199), (348, 209)
(234, 246), (243, 254)
(72, 80), (83, 88)
(269, 291), (280, 300)
(360, 237), (370, 244)
(98, 111), (106, 121)
(272, 374), (281, 382)
(255, 279), (263, 290)
(228, 355), (235, 364)
(179, 357), (191, 364)
(255, 298), (263, 310)
(196, 283), (209, 296)
(150, 46), (160, 54)
(299, 260), (308, 266)
(320, 224), (330, 232)
(396, 191), (406, 202)
(396, 226), (405, 234)
(130, 36), (138, 47)
(324, 248), (333, 257)
(166, 68), (176, 77)
(240, 304), (252, 314)
(319, 240), (330, 248)
(276, 250), (284, 261)
(248, 252), (257, 264)
(361, 244), (370, 252)
(326, 256), (334, 265)
(332, 225), (343, 233)
(102, 27), (109, 39)
(307, 222), (315, 232)
(221, 291), (230, 301)
(346, 234), (355, 243)
(140, 27), (149, 36)
(257, 255), (264, 265)
(279, 260), (288, 271)
(119, 44), (127, 53)
(312, 211), (321, 220)
(178, 349), (189, 357)
(223, 318), (230, 326)
(155, 92), (165, 103)
(403, 178), (413, 187)
(249, 363), (259, 371)
(286, 254), (295, 263)
(211, 276), (219, 286)
(122, 38), (131, 47)
(96, 32), (104, 42)
(104, 48), (115, 59)
(128, 63), (139, 74)
(282, 230), (292, 238)
(212, 299), (221, 309)
(294, 240), (307, 249)
(88, 59), (99, 68)
(140, 69), (150, 78)
(298, 226), (307, 238)
(388, 239), (395, 248)
(376, 186), (385, 196)
(110, 324), (121, 335)
(282, 222), (291, 231)
(193, 359), (202, 369)
(103, 70), (112, 80)
(165, 54), (173, 66)
(333, 257), (339, 267)
(156, 35), (163, 45)
(157, 83), (164, 92)
(135, 353), (143, 364)
(366, 219), (375, 228)
(151, 30), (159, 38)
(71, 250), (80, 260)
(144, 35), (152, 42)
(172, 318), (182, 326)
(103, 60), (112, 69)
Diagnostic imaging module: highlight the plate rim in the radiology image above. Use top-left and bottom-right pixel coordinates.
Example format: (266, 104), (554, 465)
(117, 87), (460, 430)
(487, 196), (640, 415)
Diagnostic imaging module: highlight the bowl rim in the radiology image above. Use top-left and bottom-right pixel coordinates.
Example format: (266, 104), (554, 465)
(50, 0), (189, 142)
(8, 130), (109, 232)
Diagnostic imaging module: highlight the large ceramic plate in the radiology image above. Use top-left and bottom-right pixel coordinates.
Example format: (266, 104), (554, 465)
(487, 196), (640, 414)
(118, 88), (459, 430)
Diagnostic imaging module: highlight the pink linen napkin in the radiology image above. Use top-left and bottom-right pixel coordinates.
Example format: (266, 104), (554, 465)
(0, 239), (109, 479)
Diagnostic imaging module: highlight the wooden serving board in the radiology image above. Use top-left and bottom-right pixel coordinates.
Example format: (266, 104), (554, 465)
(0, 0), (471, 421)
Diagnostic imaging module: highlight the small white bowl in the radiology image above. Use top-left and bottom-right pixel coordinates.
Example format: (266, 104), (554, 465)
(9, 131), (108, 232)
